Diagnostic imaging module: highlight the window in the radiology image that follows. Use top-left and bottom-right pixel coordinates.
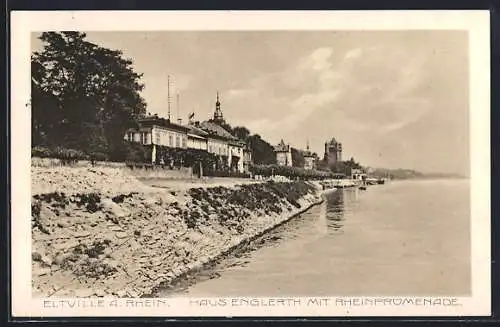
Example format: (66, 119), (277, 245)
(155, 132), (160, 145)
(182, 137), (187, 148)
(169, 135), (173, 147)
(176, 136), (180, 148)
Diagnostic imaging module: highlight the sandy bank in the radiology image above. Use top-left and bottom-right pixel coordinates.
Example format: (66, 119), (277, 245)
(31, 166), (323, 298)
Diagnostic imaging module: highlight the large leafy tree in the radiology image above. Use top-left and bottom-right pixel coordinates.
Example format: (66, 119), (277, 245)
(31, 32), (146, 158)
(291, 147), (305, 168)
(232, 126), (251, 141)
(247, 134), (276, 165)
(328, 157), (363, 175)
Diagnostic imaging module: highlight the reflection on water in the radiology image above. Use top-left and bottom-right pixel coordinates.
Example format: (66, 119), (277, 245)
(163, 180), (471, 297)
(325, 190), (345, 232)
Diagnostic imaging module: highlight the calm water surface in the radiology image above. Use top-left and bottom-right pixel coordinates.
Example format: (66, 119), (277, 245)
(170, 180), (470, 297)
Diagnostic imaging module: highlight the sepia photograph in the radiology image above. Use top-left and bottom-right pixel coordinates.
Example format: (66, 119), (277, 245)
(11, 10), (490, 317)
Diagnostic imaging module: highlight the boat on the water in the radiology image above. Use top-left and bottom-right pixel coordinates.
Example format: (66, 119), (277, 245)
(359, 185), (367, 191)
(377, 179), (385, 185)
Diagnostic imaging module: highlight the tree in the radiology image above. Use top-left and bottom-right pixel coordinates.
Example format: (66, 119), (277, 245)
(345, 157), (362, 170)
(291, 148), (305, 168)
(327, 157), (363, 175)
(232, 126), (251, 141)
(31, 32), (147, 159)
(247, 134), (276, 165)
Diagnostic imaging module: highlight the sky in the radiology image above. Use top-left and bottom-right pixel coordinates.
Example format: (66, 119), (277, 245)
(31, 31), (469, 175)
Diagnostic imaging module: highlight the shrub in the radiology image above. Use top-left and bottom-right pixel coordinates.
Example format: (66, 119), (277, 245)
(31, 146), (53, 158)
(120, 141), (152, 163)
(250, 164), (335, 180)
(205, 170), (251, 178)
(154, 146), (219, 172)
(32, 146), (88, 165)
(89, 152), (109, 162)
(72, 193), (102, 213)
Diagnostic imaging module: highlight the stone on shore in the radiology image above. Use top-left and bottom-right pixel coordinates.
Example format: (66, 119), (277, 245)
(31, 165), (322, 298)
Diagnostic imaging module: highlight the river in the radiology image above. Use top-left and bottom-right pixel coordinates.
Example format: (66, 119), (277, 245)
(162, 179), (470, 297)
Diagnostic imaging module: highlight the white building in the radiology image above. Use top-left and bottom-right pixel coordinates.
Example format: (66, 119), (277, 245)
(200, 121), (245, 172)
(186, 123), (208, 151)
(274, 139), (293, 167)
(302, 141), (316, 170)
(351, 168), (367, 181)
(124, 116), (189, 163)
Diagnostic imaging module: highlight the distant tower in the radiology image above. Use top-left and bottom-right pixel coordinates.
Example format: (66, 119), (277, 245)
(303, 139), (315, 170)
(213, 91), (224, 123)
(324, 137), (343, 165)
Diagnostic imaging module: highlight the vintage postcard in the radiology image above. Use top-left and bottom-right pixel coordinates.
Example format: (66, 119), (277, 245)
(10, 10), (490, 317)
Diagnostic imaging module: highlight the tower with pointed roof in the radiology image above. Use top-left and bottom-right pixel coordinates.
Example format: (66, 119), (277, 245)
(213, 91), (224, 123)
(274, 139), (293, 167)
(303, 139), (315, 170)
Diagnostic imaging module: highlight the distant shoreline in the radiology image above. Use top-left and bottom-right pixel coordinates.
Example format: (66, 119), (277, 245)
(389, 176), (469, 181)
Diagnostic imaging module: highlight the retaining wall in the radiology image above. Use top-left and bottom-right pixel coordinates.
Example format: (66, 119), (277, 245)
(32, 157), (194, 180)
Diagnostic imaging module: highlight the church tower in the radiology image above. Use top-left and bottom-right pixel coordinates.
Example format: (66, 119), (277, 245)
(213, 91), (224, 123)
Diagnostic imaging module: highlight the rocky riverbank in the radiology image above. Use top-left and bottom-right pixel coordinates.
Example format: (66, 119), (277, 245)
(31, 166), (323, 298)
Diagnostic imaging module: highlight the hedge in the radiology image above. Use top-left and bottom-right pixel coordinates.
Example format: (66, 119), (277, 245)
(250, 164), (340, 180)
(32, 146), (88, 165)
(204, 170), (251, 178)
(154, 146), (228, 173)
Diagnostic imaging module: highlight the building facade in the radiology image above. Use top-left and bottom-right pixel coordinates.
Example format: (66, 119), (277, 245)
(186, 132), (208, 151)
(303, 155), (315, 170)
(228, 140), (245, 173)
(243, 145), (253, 174)
(302, 141), (315, 170)
(200, 119), (245, 173)
(351, 168), (366, 181)
(124, 116), (189, 163)
(275, 139), (293, 166)
(324, 137), (343, 166)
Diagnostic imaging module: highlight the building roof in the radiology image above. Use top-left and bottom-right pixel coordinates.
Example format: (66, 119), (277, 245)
(327, 137), (341, 145)
(139, 117), (190, 133)
(274, 139), (290, 152)
(199, 121), (238, 141)
(186, 123), (209, 137)
(229, 139), (246, 147)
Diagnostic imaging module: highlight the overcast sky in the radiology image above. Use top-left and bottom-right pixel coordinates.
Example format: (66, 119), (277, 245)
(32, 31), (469, 175)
